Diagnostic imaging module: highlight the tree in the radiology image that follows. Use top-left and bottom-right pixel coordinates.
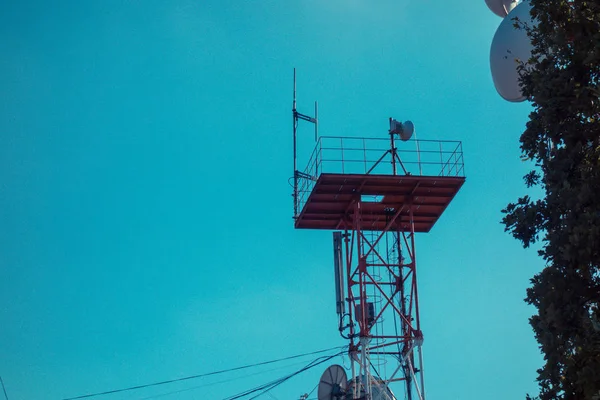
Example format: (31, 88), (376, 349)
(501, 1), (600, 399)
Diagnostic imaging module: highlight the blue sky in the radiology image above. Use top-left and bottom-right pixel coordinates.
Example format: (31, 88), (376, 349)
(0, 1), (543, 399)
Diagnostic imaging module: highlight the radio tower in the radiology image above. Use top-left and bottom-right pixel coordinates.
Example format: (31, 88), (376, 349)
(291, 71), (465, 400)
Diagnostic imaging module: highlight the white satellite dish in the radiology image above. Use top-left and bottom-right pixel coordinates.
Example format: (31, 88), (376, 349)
(489, 0), (534, 102)
(389, 119), (415, 141)
(317, 365), (347, 400)
(485, 0), (520, 17)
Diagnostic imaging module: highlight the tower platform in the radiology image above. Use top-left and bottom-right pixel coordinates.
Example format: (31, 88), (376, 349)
(295, 173), (464, 232)
(293, 136), (465, 232)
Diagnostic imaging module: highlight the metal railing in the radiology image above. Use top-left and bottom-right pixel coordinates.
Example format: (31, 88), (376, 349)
(296, 136), (465, 215)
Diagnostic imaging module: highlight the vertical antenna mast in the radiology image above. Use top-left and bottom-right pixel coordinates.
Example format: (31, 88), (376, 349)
(293, 68), (297, 111)
(291, 69), (318, 220)
(315, 101), (319, 142)
(293, 69), (298, 218)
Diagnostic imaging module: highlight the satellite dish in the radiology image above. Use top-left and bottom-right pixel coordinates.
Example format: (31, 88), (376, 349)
(485, 0), (507, 17)
(318, 365), (347, 400)
(489, 0), (534, 102)
(389, 119), (415, 141)
(504, 0), (519, 14)
(400, 120), (414, 141)
(485, 0), (519, 17)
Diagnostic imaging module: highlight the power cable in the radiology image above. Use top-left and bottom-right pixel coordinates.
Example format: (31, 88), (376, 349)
(61, 346), (345, 400)
(249, 353), (339, 400)
(306, 382), (319, 398)
(137, 359), (313, 400)
(221, 357), (327, 400)
(222, 351), (344, 400)
(248, 351), (344, 400)
(247, 356), (333, 400)
(0, 376), (8, 400)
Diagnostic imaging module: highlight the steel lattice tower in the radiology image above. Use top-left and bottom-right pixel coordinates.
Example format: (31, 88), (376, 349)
(291, 72), (465, 400)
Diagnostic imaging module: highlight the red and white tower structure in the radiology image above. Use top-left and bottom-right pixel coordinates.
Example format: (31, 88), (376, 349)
(292, 72), (465, 400)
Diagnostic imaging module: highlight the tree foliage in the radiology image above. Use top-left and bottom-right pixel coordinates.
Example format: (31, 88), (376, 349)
(501, 1), (600, 398)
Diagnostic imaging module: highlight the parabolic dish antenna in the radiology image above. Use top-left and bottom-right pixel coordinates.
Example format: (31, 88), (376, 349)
(485, 0), (519, 17)
(389, 119), (415, 141)
(489, 0), (534, 102)
(318, 365), (347, 400)
(400, 120), (414, 141)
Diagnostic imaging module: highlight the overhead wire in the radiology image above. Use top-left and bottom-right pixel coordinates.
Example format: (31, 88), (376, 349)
(0, 376), (8, 400)
(248, 352), (341, 400)
(221, 356), (327, 400)
(306, 382), (319, 398)
(246, 356), (330, 400)
(221, 350), (344, 400)
(136, 359), (316, 400)
(61, 346), (345, 400)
